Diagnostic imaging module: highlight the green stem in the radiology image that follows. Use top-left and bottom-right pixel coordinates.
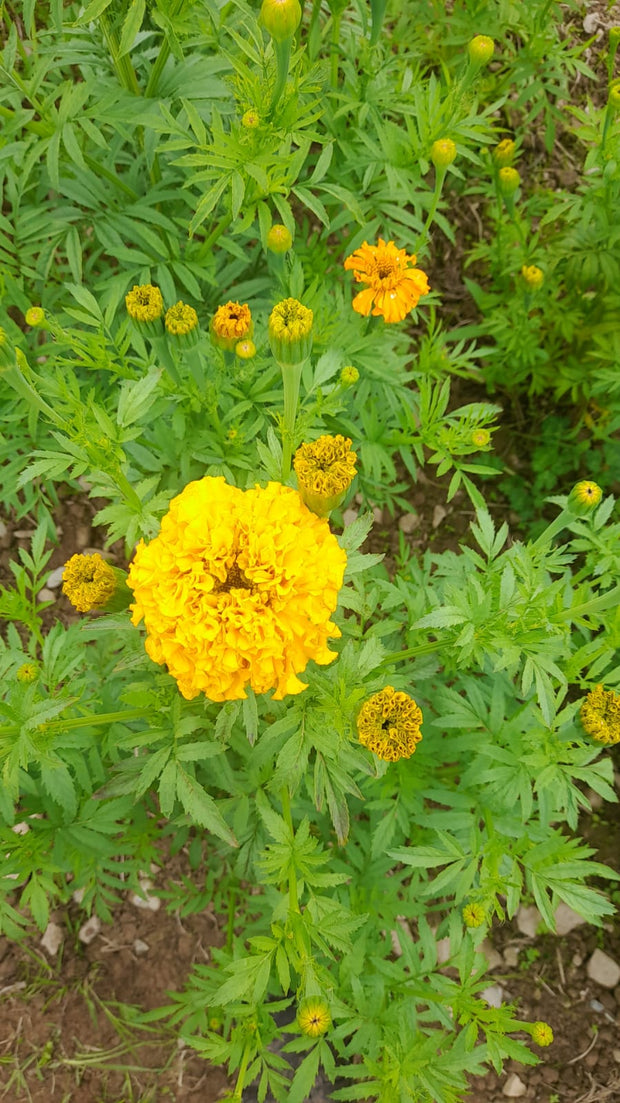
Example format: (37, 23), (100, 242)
(418, 166), (447, 253)
(280, 360), (304, 481)
(0, 708), (147, 738)
(281, 787), (300, 915)
(270, 36), (293, 115)
(99, 12), (141, 95)
(226, 885), (237, 951)
(379, 640), (442, 667)
(232, 1040), (253, 1101)
(531, 508), (573, 552)
(195, 213), (232, 260)
(330, 13), (342, 88)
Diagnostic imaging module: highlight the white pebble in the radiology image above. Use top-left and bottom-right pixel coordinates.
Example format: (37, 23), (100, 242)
(586, 949), (620, 989)
(78, 916), (101, 945)
(40, 922), (64, 956)
(502, 1072), (527, 1097)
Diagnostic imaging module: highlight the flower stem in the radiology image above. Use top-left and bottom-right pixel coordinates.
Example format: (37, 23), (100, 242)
(379, 640), (441, 667)
(270, 36), (293, 115)
(281, 787), (300, 915)
(418, 166), (447, 253)
(231, 1040), (252, 1101)
(0, 708), (147, 738)
(280, 360), (304, 481)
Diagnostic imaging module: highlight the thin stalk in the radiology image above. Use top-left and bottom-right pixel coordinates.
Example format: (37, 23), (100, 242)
(0, 708), (147, 738)
(270, 36), (293, 115)
(280, 360), (304, 481)
(417, 166), (447, 253)
(281, 787), (300, 915)
(330, 12), (342, 88)
(145, 0), (186, 97)
(231, 1040), (253, 1102)
(378, 640), (442, 667)
(99, 11), (141, 96)
(195, 213), (232, 260)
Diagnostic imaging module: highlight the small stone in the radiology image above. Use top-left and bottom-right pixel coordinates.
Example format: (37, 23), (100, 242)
(40, 922), (64, 956)
(572, 952), (583, 967)
(477, 940), (502, 971)
(129, 879), (161, 912)
(78, 915), (101, 945)
(372, 506), (383, 524)
(14, 529), (36, 539)
(503, 946), (520, 967)
(502, 1072), (526, 1098)
(37, 588), (55, 603)
(432, 504), (447, 529)
(554, 902), (586, 935)
(613, 1048), (620, 1063)
(436, 937), (451, 964)
(516, 904), (541, 938)
(342, 508), (358, 527)
(398, 512), (419, 534)
(590, 998), (605, 1011)
(75, 524), (91, 549)
(46, 566), (66, 589)
(480, 984), (503, 1008)
(586, 949), (620, 989)
(0, 521), (7, 538)
(584, 1051), (599, 1069)
(11, 822), (30, 836)
(133, 939), (149, 955)
(72, 887), (86, 905)
(583, 13), (599, 33)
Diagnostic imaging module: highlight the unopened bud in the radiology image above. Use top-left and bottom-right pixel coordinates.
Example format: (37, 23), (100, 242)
(267, 223), (293, 253)
(498, 166), (520, 196)
(492, 139), (516, 167)
(521, 265), (544, 290)
(608, 82), (620, 111)
(25, 306), (45, 327)
(340, 365), (359, 385)
(241, 109), (260, 128)
(431, 138), (457, 169)
(235, 339), (256, 359)
(468, 35), (494, 66)
(568, 480), (602, 514)
(470, 428), (491, 448)
(260, 0), (302, 42)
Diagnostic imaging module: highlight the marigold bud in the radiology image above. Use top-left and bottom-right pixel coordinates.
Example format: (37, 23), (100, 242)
(62, 554), (118, 614)
(357, 686), (423, 762)
(125, 284), (164, 337)
(241, 109), (260, 128)
(165, 301), (200, 348)
(531, 1022), (554, 1047)
(431, 138), (457, 169)
(260, 0), (302, 41)
(580, 684), (620, 746)
(25, 306), (45, 327)
(468, 35), (494, 66)
(267, 223), (293, 254)
(471, 428), (491, 448)
(297, 998), (331, 1037)
(268, 298), (313, 365)
(498, 166), (520, 196)
(210, 302), (253, 352)
(609, 27), (620, 45)
(294, 435), (357, 517)
(568, 480), (602, 513)
(463, 903), (486, 928)
(608, 82), (620, 111)
(521, 265), (544, 290)
(16, 663), (38, 683)
(340, 364), (359, 385)
(492, 138), (516, 167)
(235, 339), (256, 359)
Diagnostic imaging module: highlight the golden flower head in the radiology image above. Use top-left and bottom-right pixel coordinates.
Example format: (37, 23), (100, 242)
(463, 903), (486, 928)
(343, 238), (430, 324)
(210, 302), (253, 351)
(165, 301), (200, 346)
(297, 997), (331, 1037)
(531, 1022), (554, 1047)
(267, 223), (293, 254)
(62, 553), (117, 614)
(431, 138), (457, 169)
(268, 298), (313, 365)
(468, 34), (495, 66)
(498, 167), (520, 196)
(235, 338), (256, 360)
(471, 428), (491, 448)
(125, 284), (164, 335)
(580, 684), (620, 746)
(568, 480), (603, 513)
(241, 109), (260, 128)
(493, 138), (516, 166)
(16, 662), (38, 683)
(25, 306), (45, 327)
(127, 477), (347, 702)
(357, 686), (423, 762)
(340, 364), (359, 385)
(521, 265), (544, 290)
(260, 0), (302, 41)
(294, 435), (358, 517)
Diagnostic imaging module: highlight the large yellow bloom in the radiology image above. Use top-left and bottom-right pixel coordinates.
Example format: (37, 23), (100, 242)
(343, 238), (429, 323)
(127, 478), (347, 702)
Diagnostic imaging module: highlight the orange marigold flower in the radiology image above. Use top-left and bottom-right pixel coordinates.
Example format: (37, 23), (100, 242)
(210, 302), (253, 351)
(127, 477), (347, 703)
(343, 238), (430, 323)
(294, 434), (357, 517)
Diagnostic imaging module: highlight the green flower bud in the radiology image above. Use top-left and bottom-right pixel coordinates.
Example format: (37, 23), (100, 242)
(468, 35), (494, 66)
(568, 480), (602, 514)
(492, 139), (516, 167)
(431, 138), (457, 168)
(267, 223), (293, 253)
(498, 166), (520, 196)
(268, 298), (313, 365)
(260, 0), (302, 42)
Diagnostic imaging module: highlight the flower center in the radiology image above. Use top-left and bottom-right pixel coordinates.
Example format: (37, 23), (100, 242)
(213, 561), (253, 593)
(377, 263), (394, 279)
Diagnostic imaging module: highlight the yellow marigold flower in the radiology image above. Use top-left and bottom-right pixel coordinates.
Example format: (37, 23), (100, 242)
(125, 284), (164, 335)
(25, 306), (45, 327)
(343, 238), (430, 324)
(493, 139), (516, 166)
(521, 265), (544, 290)
(241, 109), (260, 128)
(16, 663), (38, 683)
(471, 428), (491, 448)
(468, 34), (495, 66)
(531, 1022), (554, 1047)
(569, 480), (603, 513)
(357, 686), (423, 763)
(297, 997), (331, 1037)
(210, 301), (253, 351)
(62, 553), (117, 614)
(463, 903), (486, 928)
(580, 684), (620, 746)
(340, 365), (359, 385)
(127, 477), (347, 702)
(267, 224), (293, 253)
(498, 167), (520, 196)
(268, 298), (313, 365)
(431, 139), (457, 168)
(294, 435), (358, 517)
(235, 338), (256, 359)
(261, 0), (302, 41)
(165, 301), (199, 337)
